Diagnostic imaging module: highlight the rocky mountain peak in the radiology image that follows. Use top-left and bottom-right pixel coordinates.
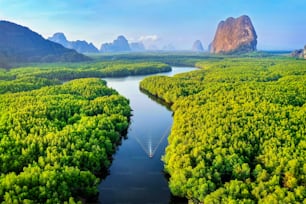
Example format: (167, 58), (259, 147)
(50, 33), (67, 42)
(48, 32), (69, 47)
(48, 33), (99, 53)
(100, 35), (131, 53)
(209, 15), (257, 54)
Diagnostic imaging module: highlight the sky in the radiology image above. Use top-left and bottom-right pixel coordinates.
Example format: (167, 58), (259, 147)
(0, 0), (305, 50)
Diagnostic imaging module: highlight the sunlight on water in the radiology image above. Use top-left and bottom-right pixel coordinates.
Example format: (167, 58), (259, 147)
(148, 138), (152, 158)
(134, 125), (171, 158)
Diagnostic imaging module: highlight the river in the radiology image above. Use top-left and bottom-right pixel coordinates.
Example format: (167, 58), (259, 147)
(99, 67), (197, 204)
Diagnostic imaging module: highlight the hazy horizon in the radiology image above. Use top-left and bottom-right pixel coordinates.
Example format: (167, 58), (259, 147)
(1, 0), (305, 51)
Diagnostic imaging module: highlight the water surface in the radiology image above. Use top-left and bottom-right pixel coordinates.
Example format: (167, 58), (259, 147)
(99, 67), (197, 204)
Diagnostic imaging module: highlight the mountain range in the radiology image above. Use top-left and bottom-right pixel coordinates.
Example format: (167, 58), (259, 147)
(99, 35), (146, 53)
(48, 33), (99, 53)
(0, 20), (90, 68)
(49, 34), (146, 53)
(100, 35), (131, 53)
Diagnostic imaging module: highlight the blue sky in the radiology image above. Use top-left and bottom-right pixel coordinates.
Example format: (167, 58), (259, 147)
(0, 0), (305, 50)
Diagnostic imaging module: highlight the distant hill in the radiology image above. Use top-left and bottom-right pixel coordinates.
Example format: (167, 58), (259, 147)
(0, 21), (90, 67)
(48, 33), (99, 53)
(100, 36), (131, 53)
(192, 40), (204, 52)
(130, 42), (145, 52)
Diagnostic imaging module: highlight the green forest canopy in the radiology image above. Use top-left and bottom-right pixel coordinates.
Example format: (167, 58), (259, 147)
(1, 56), (306, 203)
(0, 78), (131, 203)
(0, 61), (170, 203)
(0, 61), (171, 94)
(140, 58), (306, 203)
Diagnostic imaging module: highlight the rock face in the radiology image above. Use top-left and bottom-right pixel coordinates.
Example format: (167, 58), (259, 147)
(100, 35), (131, 53)
(210, 15), (257, 54)
(48, 33), (99, 53)
(291, 49), (304, 58)
(291, 46), (306, 59)
(192, 40), (204, 52)
(0, 21), (89, 67)
(130, 42), (145, 52)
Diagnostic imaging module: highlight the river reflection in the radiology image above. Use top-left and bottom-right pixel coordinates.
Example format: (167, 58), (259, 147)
(99, 67), (197, 204)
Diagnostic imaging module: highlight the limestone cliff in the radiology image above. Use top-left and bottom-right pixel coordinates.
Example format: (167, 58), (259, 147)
(210, 15), (257, 54)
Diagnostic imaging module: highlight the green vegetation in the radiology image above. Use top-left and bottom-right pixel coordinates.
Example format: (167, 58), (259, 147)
(0, 61), (170, 94)
(0, 78), (130, 203)
(140, 57), (306, 203)
(95, 51), (289, 67)
(0, 61), (171, 203)
(1, 54), (305, 203)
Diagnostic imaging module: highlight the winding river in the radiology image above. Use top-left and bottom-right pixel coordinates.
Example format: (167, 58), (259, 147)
(99, 67), (197, 204)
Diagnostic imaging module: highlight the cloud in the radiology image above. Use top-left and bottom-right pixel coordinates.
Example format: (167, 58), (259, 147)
(138, 35), (160, 42)
(137, 35), (162, 50)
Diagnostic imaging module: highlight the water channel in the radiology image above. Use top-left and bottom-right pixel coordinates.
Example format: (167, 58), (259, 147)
(99, 67), (197, 204)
